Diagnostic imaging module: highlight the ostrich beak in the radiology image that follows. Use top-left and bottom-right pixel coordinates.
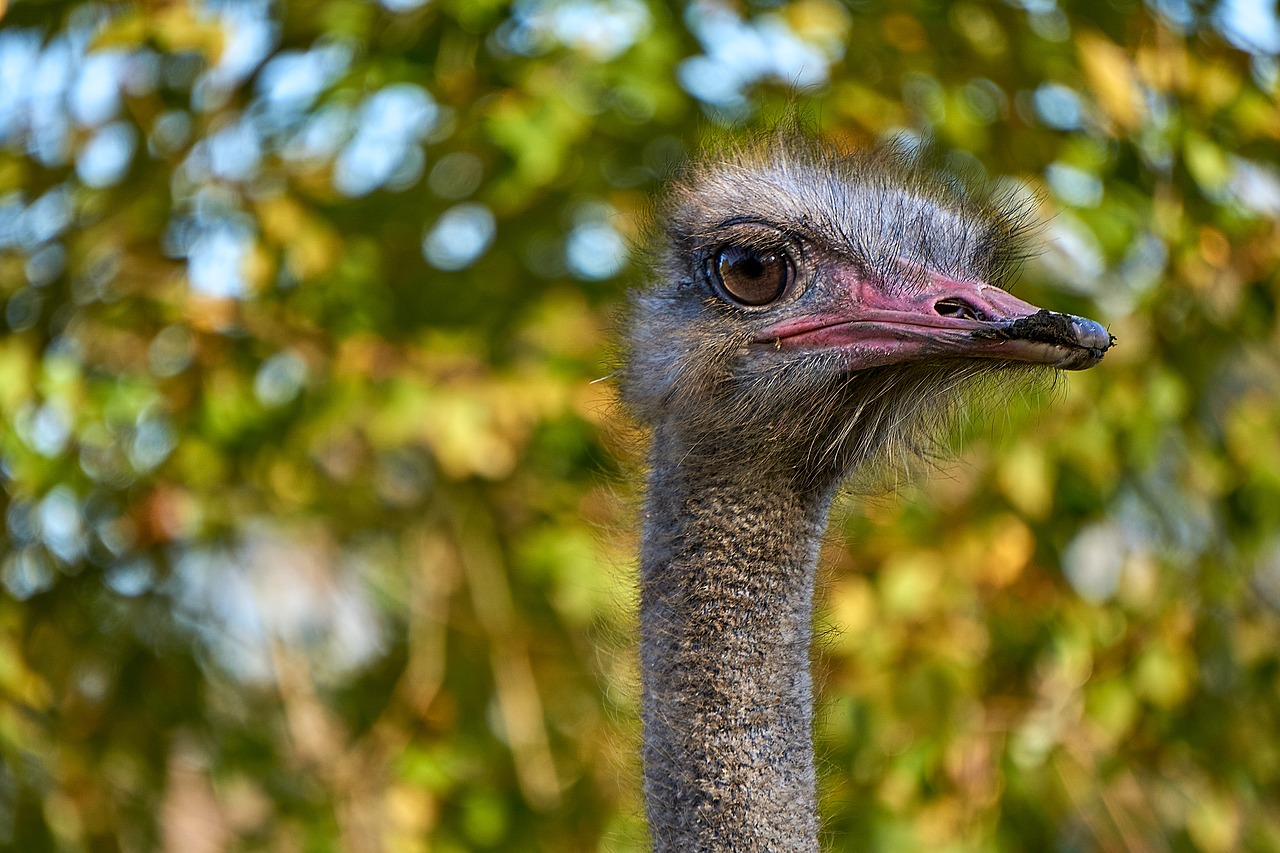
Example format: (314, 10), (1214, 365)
(757, 270), (1115, 371)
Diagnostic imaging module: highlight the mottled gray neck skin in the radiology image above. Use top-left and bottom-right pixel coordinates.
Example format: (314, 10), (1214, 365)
(640, 426), (835, 852)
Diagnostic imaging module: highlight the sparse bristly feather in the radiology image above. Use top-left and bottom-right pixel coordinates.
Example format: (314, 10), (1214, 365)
(623, 133), (1111, 852)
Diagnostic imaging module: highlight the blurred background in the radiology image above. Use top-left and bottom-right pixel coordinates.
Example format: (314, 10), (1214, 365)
(1, 0), (1278, 850)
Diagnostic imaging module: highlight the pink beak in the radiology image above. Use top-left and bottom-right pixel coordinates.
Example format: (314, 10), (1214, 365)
(757, 269), (1113, 371)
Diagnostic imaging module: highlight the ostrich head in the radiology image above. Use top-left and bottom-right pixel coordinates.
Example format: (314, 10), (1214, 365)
(624, 137), (1112, 486)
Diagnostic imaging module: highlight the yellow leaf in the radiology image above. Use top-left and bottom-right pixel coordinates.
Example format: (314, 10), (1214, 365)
(785, 0), (851, 53)
(951, 3), (1008, 59)
(879, 551), (943, 618)
(1187, 792), (1241, 853)
(152, 5), (225, 56)
(983, 514), (1034, 587)
(1077, 31), (1145, 132)
(1134, 644), (1192, 708)
(996, 441), (1052, 519)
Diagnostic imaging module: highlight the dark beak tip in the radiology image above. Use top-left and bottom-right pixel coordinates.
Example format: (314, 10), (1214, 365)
(980, 309), (1115, 369)
(1066, 315), (1113, 351)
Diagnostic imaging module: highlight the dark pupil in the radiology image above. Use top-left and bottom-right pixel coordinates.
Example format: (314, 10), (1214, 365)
(717, 247), (787, 306)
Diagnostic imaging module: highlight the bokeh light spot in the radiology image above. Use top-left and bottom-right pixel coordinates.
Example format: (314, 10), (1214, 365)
(1046, 162), (1103, 208)
(106, 556), (156, 597)
(2, 548), (55, 600)
(188, 220), (252, 298)
(422, 203), (496, 270)
(77, 121), (137, 187)
(566, 221), (627, 280)
(149, 325), (197, 377)
(1033, 83), (1083, 130)
(40, 486), (87, 565)
(70, 50), (128, 127)
(334, 84), (437, 197)
(429, 151), (484, 199)
(255, 351), (308, 407)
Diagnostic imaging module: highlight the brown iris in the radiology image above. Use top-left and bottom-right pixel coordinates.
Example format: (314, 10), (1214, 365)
(712, 245), (791, 306)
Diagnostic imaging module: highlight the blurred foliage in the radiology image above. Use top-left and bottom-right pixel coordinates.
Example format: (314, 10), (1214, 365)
(0, 0), (1279, 850)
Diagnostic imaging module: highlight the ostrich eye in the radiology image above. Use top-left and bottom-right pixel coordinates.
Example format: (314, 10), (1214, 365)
(712, 246), (791, 306)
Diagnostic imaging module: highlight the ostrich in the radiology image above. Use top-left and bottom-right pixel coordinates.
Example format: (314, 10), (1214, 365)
(622, 137), (1113, 852)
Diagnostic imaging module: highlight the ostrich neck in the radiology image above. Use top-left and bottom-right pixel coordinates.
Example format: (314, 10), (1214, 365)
(640, 433), (834, 852)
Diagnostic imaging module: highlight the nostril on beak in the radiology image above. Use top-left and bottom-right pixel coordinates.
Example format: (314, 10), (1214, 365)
(934, 298), (987, 321)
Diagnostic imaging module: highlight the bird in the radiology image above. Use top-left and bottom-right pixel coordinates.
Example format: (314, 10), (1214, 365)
(621, 134), (1113, 852)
